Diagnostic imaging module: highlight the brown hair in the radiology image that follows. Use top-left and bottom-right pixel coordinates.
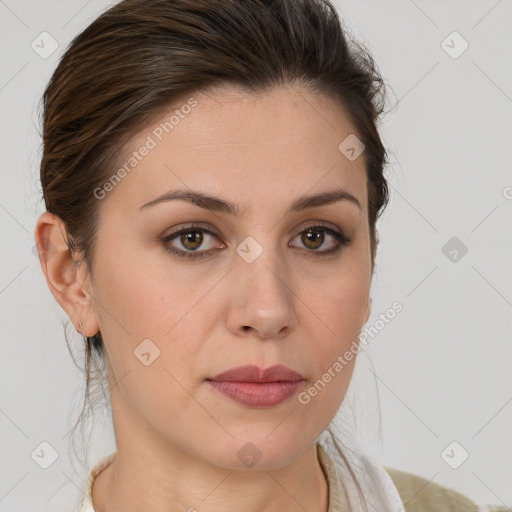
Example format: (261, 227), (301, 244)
(38, 0), (390, 507)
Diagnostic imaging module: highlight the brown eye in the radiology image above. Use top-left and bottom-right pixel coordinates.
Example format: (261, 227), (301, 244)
(301, 227), (325, 250)
(290, 224), (352, 258)
(290, 224), (349, 256)
(179, 230), (203, 251)
(162, 223), (350, 261)
(162, 226), (222, 259)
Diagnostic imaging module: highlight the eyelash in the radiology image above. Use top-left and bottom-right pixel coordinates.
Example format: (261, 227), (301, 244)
(161, 223), (351, 260)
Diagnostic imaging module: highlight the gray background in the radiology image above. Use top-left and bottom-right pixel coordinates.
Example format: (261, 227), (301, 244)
(1, 0), (511, 510)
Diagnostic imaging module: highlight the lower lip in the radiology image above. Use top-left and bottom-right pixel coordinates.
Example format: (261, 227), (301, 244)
(207, 380), (304, 408)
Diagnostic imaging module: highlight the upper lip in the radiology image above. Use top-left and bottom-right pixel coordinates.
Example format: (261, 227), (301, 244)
(208, 364), (304, 383)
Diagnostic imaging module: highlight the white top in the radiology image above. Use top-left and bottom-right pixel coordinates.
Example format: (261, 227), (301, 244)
(78, 430), (406, 512)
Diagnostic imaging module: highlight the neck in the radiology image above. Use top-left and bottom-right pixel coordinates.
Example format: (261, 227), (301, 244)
(92, 441), (329, 512)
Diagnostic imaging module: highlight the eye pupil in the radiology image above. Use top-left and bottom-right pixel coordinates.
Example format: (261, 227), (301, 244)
(302, 228), (323, 249)
(181, 230), (203, 250)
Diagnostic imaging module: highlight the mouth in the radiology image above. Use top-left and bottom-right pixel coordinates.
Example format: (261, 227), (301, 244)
(208, 364), (304, 383)
(206, 364), (305, 408)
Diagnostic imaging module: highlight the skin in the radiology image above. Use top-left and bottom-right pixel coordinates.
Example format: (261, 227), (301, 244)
(35, 83), (373, 512)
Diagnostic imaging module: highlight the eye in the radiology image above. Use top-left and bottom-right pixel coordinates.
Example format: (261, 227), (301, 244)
(161, 224), (223, 259)
(289, 223), (351, 258)
(161, 222), (351, 260)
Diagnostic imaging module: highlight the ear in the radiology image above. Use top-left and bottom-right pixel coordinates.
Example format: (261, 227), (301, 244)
(34, 212), (99, 338)
(362, 295), (372, 325)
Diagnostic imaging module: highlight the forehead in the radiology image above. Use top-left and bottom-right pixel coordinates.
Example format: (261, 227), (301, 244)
(102, 84), (367, 216)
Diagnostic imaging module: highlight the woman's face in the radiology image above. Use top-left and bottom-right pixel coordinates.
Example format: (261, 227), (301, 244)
(80, 84), (372, 469)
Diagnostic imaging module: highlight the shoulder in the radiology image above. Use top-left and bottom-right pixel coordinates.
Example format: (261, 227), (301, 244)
(383, 466), (511, 512)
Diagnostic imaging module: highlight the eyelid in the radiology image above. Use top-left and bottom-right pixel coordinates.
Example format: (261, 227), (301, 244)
(164, 222), (222, 239)
(295, 220), (346, 237)
(163, 220), (347, 243)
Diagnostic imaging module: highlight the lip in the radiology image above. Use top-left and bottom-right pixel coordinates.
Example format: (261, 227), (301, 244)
(207, 365), (305, 408)
(209, 364), (304, 383)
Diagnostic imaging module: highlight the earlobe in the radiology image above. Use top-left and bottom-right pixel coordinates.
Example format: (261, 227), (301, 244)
(34, 212), (99, 336)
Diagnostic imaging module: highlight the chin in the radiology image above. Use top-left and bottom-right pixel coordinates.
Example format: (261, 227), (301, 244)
(202, 433), (310, 471)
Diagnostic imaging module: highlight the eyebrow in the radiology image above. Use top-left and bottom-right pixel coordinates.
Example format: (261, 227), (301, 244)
(138, 186), (361, 215)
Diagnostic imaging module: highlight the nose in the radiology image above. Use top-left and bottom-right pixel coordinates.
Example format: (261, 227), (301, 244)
(225, 248), (297, 340)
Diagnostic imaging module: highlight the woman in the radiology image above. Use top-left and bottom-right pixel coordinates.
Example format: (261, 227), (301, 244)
(33, 0), (509, 511)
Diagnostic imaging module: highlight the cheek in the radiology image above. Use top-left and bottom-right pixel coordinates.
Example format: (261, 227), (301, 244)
(91, 239), (218, 390)
(297, 282), (363, 417)
(104, 353), (205, 448)
(302, 266), (369, 391)
(308, 264), (370, 339)
(92, 234), (196, 341)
